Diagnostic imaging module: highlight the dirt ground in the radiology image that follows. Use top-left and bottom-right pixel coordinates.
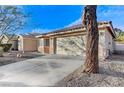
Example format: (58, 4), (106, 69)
(0, 51), (43, 66)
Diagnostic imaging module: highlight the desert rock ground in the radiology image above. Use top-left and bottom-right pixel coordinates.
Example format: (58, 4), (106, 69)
(55, 55), (124, 87)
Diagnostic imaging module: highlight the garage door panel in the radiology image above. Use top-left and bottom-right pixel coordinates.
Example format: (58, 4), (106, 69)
(56, 36), (86, 56)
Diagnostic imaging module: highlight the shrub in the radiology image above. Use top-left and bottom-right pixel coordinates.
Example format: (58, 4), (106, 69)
(0, 44), (12, 52)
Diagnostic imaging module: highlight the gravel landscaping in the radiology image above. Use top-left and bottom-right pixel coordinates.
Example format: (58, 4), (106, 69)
(55, 55), (124, 87)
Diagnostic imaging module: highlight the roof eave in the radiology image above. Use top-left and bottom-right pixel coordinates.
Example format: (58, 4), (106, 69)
(35, 35), (43, 38)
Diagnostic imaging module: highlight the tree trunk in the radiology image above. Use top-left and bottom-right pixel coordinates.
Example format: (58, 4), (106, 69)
(83, 5), (99, 73)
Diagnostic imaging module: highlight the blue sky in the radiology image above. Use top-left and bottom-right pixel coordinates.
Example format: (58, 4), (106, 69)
(19, 5), (124, 34)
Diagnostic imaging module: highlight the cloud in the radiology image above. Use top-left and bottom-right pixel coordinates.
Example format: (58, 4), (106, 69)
(98, 6), (124, 17)
(17, 28), (54, 34)
(31, 28), (59, 33)
(32, 28), (50, 33)
(65, 17), (82, 27)
(98, 6), (124, 30)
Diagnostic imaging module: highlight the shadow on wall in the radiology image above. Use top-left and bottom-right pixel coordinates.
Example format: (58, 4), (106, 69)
(57, 36), (86, 56)
(57, 35), (105, 57)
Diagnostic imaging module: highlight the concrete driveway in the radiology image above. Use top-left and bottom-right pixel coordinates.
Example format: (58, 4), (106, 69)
(0, 54), (83, 87)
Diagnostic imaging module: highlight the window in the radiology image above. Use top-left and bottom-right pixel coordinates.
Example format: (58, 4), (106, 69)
(44, 39), (49, 46)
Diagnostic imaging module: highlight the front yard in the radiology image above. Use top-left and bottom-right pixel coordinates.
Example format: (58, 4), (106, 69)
(0, 53), (124, 86)
(56, 54), (124, 87)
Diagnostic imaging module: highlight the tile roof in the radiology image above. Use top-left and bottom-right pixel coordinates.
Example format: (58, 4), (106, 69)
(20, 33), (40, 38)
(40, 21), (112, 35)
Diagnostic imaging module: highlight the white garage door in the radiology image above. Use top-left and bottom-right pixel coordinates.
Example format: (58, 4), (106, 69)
(56, 36), (86, 56)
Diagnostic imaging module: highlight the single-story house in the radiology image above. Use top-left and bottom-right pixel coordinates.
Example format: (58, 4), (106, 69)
(0, 34), (18, 51)
(17, 33), (39, 52)
(36, 21), (116, 59)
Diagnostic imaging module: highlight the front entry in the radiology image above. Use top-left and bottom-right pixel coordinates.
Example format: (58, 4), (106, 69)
(44, 38), (50, 54)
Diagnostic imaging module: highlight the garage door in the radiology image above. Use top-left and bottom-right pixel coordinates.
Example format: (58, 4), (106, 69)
(56, 36), (86, 56)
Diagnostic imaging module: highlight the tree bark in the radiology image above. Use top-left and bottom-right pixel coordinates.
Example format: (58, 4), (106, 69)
(83, 5), (99, 73)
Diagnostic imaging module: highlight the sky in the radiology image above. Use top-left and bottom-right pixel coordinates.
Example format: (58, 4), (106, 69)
(19, 5), (124, 34)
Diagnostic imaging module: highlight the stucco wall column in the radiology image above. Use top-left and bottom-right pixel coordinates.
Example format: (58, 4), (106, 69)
(50, 37), (56, 54)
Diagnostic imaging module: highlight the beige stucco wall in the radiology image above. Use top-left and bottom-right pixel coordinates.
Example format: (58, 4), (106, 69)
(18, 37), (38, 52)
(56, 29), (108, 59)
(49, 38), (56, 54)
(104, 29), (114, 57)
(37, 29), (114, 59)
(37, 38), (44, 53)
(99, 30), (106, 59)
(18, 36), (23, 51)
(23, 38), (38, 52)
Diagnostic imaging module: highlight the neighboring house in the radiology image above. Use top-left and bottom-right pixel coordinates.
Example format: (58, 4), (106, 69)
(18, 33), (39, 52)
(36, 21), (116, 59)
(114, 42), (124, 54)
(0, 34), (18, 51)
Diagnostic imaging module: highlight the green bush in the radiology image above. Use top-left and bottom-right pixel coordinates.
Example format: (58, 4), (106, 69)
(0, 44), (12, 52)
